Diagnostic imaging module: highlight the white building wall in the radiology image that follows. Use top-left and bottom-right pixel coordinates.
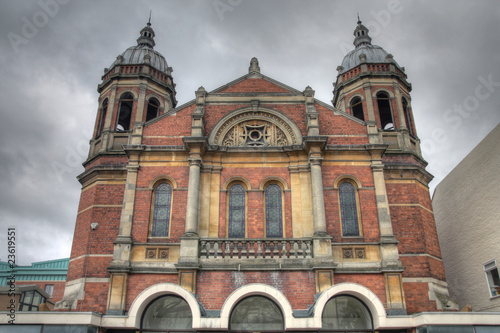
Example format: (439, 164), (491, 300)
(433, 123), (500, 311)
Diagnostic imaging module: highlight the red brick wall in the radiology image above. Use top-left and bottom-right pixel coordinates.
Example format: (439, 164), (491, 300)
(218, 79), (291, 93)
(196, 271), (316, 310)
(125, 274), (179, 309)
(403, 282), (437, 314)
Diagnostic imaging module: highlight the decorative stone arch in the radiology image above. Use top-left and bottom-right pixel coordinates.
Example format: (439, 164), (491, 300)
(371, 88), (395, 99)
(149, 175), (178, 190)
(117, 89), (139, 100)
(347, 92), (366, 105)
(259, 176), (289, 191)
(313, 283), (387, 329)
(145, 92), (167, 109)
(209, 107), (303, 147)
(220, 283), (294, 330)
(333, 174), (363, 189)
(127, 283), (202, 329)
(223, 176), (252, 191)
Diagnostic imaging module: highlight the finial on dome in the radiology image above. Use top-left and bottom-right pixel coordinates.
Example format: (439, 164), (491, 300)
(137, 15), (156, 48)
(353, 15), (372, 48)
(148, 10), (152, 25)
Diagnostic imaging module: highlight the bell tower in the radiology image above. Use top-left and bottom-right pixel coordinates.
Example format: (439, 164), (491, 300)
(333, 18), (420, 156)
(88, 20), (177, 158)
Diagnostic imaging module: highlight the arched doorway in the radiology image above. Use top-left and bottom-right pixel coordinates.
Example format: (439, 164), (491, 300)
(229, 295), (284, 332)
(321, 295), (374, 332)
(141, 295), (194, 332)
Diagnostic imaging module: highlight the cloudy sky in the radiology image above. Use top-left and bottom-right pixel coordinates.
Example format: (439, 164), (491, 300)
(0, 1), (499, 265)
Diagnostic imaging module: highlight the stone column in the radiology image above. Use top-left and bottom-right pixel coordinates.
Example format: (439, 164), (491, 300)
(185, 155), (202, 235)
(363, 84), (381, 144)
(135, 83), (147, 123)
(393, 85), (407, 129)
(310, 157), (327, 236)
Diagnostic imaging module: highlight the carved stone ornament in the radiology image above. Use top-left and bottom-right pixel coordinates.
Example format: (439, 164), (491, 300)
(214, 111), (298, 147)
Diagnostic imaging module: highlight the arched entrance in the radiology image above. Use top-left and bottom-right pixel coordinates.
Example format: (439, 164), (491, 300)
(141, 295), (194, 332)
(229, 295), (284, 332)
(321, 295), (374, 333)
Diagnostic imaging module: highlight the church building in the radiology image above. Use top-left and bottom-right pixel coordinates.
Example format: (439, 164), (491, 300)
(21, 19), (496, 333)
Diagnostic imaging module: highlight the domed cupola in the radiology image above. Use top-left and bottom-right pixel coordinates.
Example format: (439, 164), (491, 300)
(108, 21), (171, 74)
(90, 20), (177, 159)
(339, 18), (402, 74)
(332, 17), (420, 157)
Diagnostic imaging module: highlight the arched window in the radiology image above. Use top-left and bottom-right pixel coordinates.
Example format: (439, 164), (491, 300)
(230, 296), (284, 331)
(322, 295), (373, 331)
(265, 184), (283, 238)
(376, 92), (394, 130)
(339, 181), (361, 237)
(150, 183), (172, 237)
(141, 295), (193, 330)
(146, 97), (160, 122)
(350, 97), (364, 121)
(116, 92), (134, 131)
(228, 184), (246, 238)
(402, 97), (415, 136)
(96, 98), (108, 138)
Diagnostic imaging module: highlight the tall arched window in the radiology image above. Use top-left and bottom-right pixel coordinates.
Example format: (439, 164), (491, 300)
(402, 97), (415, 136)
(150, 183), (172, 237)
(230, 296), (284, 331)
(376, 92), (394, 130)
(141, 295), (193, 330)
(146, 97), (160, 122)
(116, 92), (134, 131)
(339, 181), (361, 237)
(228, 184), (246, 238)
(322, 295), (373, 331)
(265, 184), (283, 238)
(96, 98), (108, 138)
(350, 97), (364, 121)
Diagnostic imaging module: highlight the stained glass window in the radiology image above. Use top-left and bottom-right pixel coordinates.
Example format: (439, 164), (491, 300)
(265, 184), (283, 238)
(339, 182), (360, 237)
(228, 184), (246, 238)
(230, 296), (284, 331)
(142, 295), (192, 330)
(322, 295), (373, 330)
(151, 183), (172, 237)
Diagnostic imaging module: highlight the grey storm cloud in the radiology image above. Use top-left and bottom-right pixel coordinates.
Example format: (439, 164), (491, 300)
(0, 0), (499, 264)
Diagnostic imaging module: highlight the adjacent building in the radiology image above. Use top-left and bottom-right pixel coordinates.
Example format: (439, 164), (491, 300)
(433, 123), (500, 312)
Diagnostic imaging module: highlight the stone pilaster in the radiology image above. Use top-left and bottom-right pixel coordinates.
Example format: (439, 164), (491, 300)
(368, 146), (402, 269)
(99, 84), (118, 153)
(363, 84), (382, 144)
(107, 145), (143, 314)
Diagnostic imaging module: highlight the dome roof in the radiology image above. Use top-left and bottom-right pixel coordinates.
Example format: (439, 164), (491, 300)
(109, 22), (170, 74)
(340, 44), (400, 73)
(340, 18), (401, 74)
(111, 45), (169, 73)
